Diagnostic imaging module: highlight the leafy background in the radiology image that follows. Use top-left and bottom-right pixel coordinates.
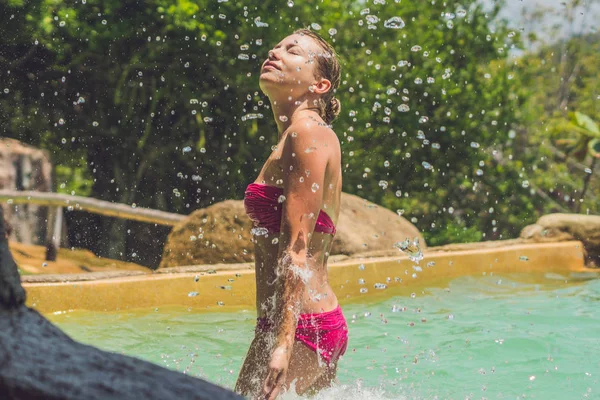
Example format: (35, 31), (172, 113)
(1, 0), (597, 267)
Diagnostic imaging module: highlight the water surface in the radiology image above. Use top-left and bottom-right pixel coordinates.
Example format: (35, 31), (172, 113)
(49, 272), (600, 399)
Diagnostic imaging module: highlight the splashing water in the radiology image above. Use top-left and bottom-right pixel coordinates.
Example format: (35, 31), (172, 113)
(251, 227), (269, 236)
(280, 383), (395, 400)
(394, 237), (423, 264)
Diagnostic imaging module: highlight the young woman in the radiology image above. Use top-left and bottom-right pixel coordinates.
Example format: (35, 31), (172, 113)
(235, 29), (347, 399)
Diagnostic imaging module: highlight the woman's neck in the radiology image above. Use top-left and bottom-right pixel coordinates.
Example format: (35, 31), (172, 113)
(269, 98), (322, 138)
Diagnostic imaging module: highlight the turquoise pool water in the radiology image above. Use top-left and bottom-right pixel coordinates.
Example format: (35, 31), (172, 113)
(48, 272), (599, 399)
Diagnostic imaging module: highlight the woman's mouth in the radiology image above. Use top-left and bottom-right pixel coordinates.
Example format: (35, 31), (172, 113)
(263, 62), (280, 71)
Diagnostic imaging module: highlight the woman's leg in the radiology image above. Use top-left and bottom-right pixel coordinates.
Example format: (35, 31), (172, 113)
(236, 337), (332, 399)
(235, 333), (270, 398)
(283, 341), (331, 396)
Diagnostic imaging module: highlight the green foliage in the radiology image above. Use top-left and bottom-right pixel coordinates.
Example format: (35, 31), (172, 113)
(55, 164), (93, 196)
(552, 111), (600, 160)
(515, 32), (599, 215)
(1, 0), (596, 261)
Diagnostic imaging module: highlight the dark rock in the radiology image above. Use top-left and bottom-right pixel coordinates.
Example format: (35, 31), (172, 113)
(0, 206), (242, 400)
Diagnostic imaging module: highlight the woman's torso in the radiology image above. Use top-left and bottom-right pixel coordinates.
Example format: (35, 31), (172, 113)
(252, 124), (342, 318)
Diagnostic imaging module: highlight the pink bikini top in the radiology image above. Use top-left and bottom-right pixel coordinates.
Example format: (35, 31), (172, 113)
(244, 183), (336, 235)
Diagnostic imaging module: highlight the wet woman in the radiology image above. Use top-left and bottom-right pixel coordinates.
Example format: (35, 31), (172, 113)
(235, 29), (347, 399)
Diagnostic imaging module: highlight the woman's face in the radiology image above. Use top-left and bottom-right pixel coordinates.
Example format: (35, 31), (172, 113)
(259, 33), (329, 100)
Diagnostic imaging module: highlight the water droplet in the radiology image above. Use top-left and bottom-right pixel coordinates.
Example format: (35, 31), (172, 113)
(394, 237), (424, 264)
(358, 264), (365, 270)
(188, 291), (199, 297)
(237, 53), (249, 60)
(310, 23), (322, 30)
(360, 288), (368, 294)
(446, 20), (454, 29)
(520, 256), (529, 261)
(411, 45), (422, 52)
(398, 104), (410, 112)
(374, 283), (387, 289)
(182, 146), (192, 153)
(241, 113), (263, 121)
(358, 278), (365, 285)
(278, 115), (288, 122)
(366, 15), (379, 24)
(311, 183), (319, 192)
(287, 0), (294, 6)
(422, 161), (432, 170)
(251, 227), (269, 236)
(254, 17), (269, 27)
(304, 146), (317, 153)
(271, 237), (279, 245)
(384, 16), (405, 29)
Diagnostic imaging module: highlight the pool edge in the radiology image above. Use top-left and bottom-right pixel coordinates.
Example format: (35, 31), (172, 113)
(24, 240), (596, 314)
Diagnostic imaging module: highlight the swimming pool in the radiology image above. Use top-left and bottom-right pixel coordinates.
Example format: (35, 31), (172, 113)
(48, 271), (599, 399)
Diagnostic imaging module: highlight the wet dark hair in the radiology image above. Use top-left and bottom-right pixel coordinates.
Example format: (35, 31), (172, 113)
(293, 28), (342, 125)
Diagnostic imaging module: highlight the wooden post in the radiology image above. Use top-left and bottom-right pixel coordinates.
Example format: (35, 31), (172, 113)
(45, 206), (62, 262)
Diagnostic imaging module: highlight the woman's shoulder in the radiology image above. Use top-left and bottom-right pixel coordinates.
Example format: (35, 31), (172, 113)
(284, 119), (340, 152)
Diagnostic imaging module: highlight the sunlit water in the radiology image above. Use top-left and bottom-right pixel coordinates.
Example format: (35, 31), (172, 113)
(49, 273), (600, 399)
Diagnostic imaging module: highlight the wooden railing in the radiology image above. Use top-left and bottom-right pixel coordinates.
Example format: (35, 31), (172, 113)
(0, 190), (185, 226)
(0, 190), (186, 261)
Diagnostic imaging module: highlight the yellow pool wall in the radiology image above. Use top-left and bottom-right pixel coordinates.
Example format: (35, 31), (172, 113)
(24, 241), (596, 314)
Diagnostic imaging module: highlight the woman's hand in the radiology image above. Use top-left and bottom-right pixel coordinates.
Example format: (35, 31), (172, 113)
(263, 344), (291, 400)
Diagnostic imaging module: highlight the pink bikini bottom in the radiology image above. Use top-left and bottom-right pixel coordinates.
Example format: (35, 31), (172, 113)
(256, 305), (349, 366)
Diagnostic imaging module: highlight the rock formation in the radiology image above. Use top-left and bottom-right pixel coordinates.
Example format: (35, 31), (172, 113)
(0, 206), (242, 400)
(521, 213), (600, 267)
(159, 192), (424, 268)
(0, 138), (54, 245)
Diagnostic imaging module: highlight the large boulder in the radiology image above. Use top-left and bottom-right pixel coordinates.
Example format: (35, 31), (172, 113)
(331, 191), (425, 256)
(520, 213), (600, 267)
(159, 193), (424, 268)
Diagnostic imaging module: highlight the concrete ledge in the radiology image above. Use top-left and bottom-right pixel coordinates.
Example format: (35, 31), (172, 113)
(24, 241), (596, 314)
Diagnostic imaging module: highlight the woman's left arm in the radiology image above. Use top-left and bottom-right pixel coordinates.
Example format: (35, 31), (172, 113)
(263, 124), (330, 398)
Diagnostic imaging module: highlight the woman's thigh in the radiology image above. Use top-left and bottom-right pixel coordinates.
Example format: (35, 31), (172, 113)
(285, 341), (331, 395)
(236, 336), (335, 398)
